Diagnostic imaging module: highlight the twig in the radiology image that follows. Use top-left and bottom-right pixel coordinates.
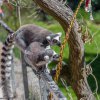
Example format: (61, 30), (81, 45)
(88, 40), (99, 65)
(0, 20), (14, 33)
(60, 78), (73, 100)
(91, 73), (100, 100)
(17, 0), (22, 27)
(9, 0), (34, 9)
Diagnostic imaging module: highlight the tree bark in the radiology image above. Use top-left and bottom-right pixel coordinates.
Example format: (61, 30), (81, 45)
(33, 0), (95, 100)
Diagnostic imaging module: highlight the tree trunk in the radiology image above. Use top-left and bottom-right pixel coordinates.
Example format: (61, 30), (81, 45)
(33, 0), (95, 100)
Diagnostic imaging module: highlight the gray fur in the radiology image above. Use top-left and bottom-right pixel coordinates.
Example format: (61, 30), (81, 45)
(15, 24), (62, 53)
(24, 42), (57, 71)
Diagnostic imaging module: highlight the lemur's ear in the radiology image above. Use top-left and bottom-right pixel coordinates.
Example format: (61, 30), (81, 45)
(46, 36), (51, 41)
(45, 45), (51, 50)
(53, 50), (57, 55)
(57, 32), (62, 37)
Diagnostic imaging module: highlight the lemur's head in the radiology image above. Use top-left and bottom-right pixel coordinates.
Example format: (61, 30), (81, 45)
(24, 42), (58, 69)
(43, 49), (54, 62)
(46, 32), (62, 47)
(43, 48), (59, 62)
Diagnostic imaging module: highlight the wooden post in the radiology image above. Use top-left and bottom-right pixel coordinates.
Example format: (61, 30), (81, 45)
(11, 53), (16, 98)
(39, 76), (48, 100)
(21, 52), (29, 99)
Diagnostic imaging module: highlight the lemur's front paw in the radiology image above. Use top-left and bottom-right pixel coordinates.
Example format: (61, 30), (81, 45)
(24, 50), (32, 55)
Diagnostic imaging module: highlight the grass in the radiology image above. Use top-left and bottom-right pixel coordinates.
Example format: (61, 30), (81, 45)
(0, 9), (100, 99)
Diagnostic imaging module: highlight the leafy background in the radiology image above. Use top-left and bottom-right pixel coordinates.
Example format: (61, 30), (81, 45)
(0, 0), (100, 99)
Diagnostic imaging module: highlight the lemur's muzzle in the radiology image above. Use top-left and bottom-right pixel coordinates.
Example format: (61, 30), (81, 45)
(57, 42), (61, 47)
(53, 54), (59, 59)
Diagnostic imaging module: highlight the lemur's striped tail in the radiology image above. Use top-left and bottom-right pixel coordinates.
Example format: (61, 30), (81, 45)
(0, 33), (15, 99)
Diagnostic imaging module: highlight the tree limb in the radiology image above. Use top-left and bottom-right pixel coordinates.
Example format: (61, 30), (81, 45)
(0, 20), (14, 33)
(33, 0), (95, 99)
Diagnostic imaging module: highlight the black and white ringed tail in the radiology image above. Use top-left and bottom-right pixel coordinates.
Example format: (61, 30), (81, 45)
(0, 33), (15, 99)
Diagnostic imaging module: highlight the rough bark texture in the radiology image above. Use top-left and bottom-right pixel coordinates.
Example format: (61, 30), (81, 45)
(33, 0), (95, 100)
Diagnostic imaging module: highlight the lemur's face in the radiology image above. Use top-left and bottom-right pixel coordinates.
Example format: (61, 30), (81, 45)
(43, 48), (59, 62)
(24, 42), (59, 71)
(46, 32), (62, 47)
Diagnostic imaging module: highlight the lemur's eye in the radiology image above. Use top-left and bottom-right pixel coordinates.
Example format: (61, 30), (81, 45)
(53, 39), (58, 43)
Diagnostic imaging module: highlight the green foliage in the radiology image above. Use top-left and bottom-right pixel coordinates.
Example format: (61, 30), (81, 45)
(0, 6), (100, 99)
(67, 0), (100, 11)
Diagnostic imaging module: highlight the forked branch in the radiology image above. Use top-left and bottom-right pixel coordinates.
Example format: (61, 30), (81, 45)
(33, 0), (95, 99)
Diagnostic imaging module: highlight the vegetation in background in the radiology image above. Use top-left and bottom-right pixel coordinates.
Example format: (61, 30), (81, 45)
(0, 1), (100, 99)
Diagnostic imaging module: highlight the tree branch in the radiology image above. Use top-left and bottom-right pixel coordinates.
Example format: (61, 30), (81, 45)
(33, 0), (95, 99)
(0, 20), (14, 33)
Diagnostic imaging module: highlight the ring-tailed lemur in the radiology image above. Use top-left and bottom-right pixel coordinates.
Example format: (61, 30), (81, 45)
(15, 24), (62, 73)
(24, 42), (67, 100)
(24, 42), (58, 72)
(0, 33), (15, 99)
(0, 24), (62, 99)
(15, 24), (62, 53)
